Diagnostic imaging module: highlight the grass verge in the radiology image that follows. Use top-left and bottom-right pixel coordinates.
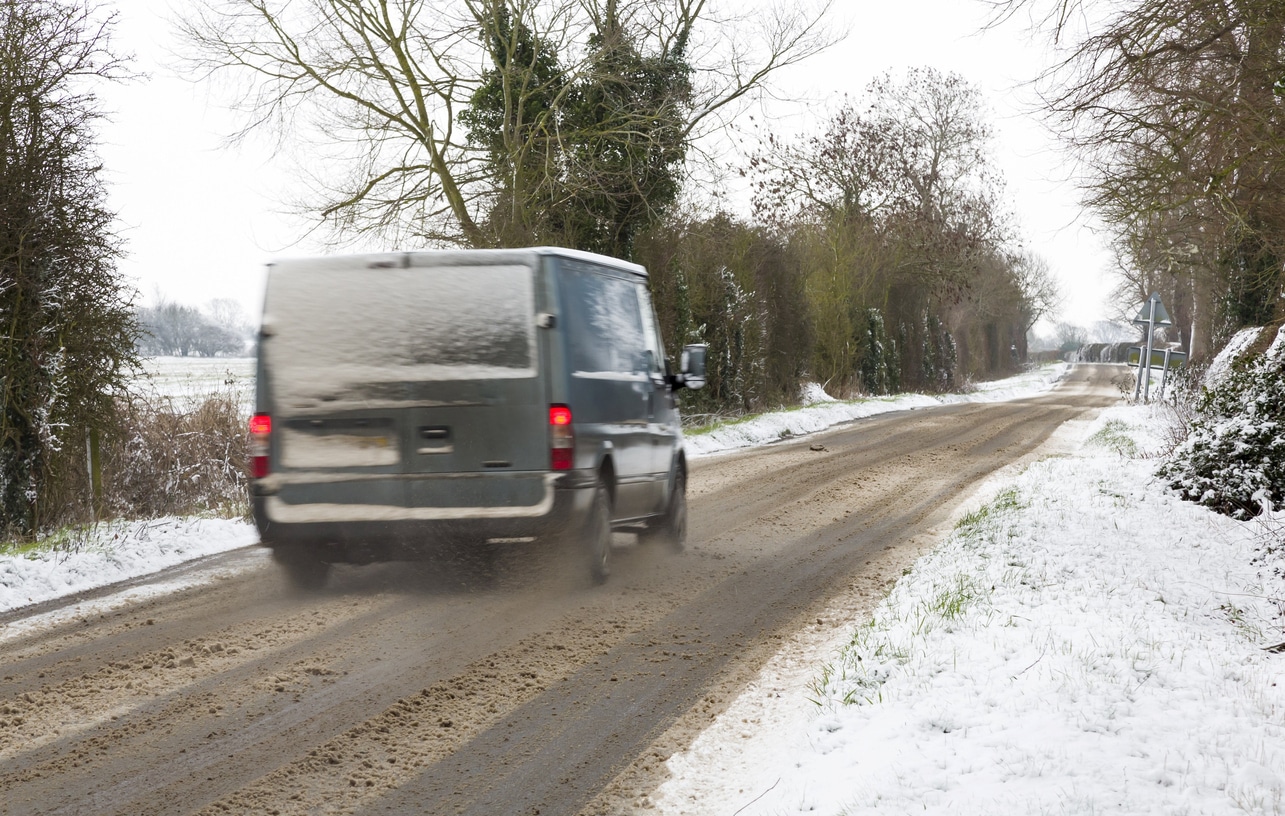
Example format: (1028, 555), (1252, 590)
(807, 488), (1025, 709)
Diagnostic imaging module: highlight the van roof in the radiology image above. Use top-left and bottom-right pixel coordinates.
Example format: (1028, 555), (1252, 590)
(267, 246), (648, 278)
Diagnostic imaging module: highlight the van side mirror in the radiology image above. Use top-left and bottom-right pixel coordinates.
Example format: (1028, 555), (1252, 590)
(679, 344), (707, 390)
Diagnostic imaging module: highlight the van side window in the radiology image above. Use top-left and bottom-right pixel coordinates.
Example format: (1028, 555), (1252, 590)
(560, 261), (646, 374)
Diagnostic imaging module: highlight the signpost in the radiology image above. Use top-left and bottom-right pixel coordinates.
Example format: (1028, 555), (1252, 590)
(1130, 293), (1175, 402)
(1127, 346), (1186, 399)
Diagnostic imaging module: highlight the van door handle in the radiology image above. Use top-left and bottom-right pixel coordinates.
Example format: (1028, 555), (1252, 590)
(417, 426), (453, 455)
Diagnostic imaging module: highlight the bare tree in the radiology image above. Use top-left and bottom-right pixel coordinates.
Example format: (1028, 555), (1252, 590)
(984, 0), (1285, 356)
(137, 297), (250, 357)
(754, 70), (1013, 292)
(207, 298), (253, 349)
(1010, 251), (1061, 334)
(749, 69), (1031, 389)
(1054, 321), (1089, 351)
(178, 0), (840, 253)
(749, 100), (898, 229)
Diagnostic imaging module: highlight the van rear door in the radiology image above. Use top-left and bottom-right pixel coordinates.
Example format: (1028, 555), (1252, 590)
(398, 255), (546, 508)
(261, 253), (547, 512)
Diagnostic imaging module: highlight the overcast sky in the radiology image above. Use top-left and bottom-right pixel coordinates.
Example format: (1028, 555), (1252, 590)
(96, 0), (1117, 328)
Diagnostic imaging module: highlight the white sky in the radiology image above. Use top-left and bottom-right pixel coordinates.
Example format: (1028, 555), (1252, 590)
(96, 0), (1116, 327)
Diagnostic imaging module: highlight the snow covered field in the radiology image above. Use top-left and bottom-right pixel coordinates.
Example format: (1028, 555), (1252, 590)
(136, 355), (255, 406)
(3, 362), (1283, 814)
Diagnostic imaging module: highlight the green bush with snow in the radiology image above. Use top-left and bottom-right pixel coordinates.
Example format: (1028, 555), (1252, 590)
(1159, 332), (1285, 518)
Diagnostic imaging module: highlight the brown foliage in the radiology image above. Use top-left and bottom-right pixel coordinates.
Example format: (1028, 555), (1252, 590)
(99, 393), (251, 521)
(746, 69), (1051, 394)
(9, 389), (250, 541)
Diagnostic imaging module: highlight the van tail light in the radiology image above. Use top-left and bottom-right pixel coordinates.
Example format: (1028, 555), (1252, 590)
(549, 404), (574, 471)
(249, 413), (272, 478)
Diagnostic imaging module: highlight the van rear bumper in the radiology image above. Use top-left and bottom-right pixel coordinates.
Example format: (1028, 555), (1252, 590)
(251, 474), (593, 558)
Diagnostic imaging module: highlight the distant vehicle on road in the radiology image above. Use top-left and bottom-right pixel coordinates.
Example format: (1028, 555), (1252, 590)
(248, 247), (706, 588)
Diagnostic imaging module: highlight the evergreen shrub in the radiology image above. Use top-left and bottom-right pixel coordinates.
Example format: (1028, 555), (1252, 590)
(1159, 343), (1285, 518)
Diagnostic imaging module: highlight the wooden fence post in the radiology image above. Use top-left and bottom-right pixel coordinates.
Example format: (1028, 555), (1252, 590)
(86, 428), (103, 522)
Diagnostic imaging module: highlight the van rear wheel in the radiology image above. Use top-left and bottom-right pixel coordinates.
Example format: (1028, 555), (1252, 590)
(585, 481), (612, 585)
(273, 545), (331, 591)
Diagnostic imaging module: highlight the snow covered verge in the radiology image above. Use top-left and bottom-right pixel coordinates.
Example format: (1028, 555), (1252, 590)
(0, 518), (258, 614)
(654, 404), (1285, 816)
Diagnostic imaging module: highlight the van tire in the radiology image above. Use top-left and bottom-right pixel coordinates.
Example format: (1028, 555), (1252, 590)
(273, 545), (331, 591)
(642, 468), (687, 553)
(585, 480), (612, 585)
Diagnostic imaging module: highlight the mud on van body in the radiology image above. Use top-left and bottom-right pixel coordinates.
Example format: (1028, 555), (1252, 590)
(248, 247), (706, 588)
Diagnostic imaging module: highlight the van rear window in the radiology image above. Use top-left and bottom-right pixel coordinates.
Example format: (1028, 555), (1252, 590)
(264, 263), (536, 402)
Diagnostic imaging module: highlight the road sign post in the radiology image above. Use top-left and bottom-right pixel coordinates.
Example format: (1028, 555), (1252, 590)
(1130, 293), (1173, 403)
(1126, 346), (1186, 400)
(1159, 347), (1173, 399)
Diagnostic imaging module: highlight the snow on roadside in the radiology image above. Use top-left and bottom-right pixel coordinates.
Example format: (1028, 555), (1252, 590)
(653, 403), (1285, 815)
(685, 364), (1070, 457)
(0, 518), (258, 616)
(1203, 327), (1264, 387)
(137, 356), (255, 403)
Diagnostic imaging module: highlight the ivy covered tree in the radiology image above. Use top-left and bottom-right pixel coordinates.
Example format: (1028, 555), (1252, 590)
(0, 0), (137, 537)
(461, 1), (698, 259)
(458, 4), (566, 246)
(180, 0), (838, 251)
(555, 6), (692, 258)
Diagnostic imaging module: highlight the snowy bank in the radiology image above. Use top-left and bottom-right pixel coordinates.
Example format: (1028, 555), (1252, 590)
(0, 518), (257, 615)
(654, 404), (1285, 815)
